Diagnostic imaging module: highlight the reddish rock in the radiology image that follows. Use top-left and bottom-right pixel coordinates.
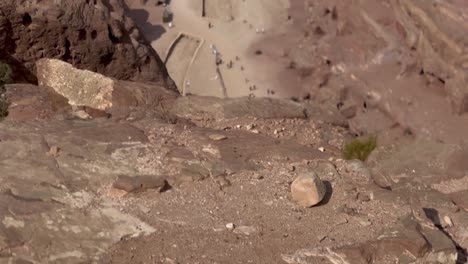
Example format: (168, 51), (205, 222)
(4, 83), (71, 120)
(0, 0), (176, 91)
(113, 175), (167, 193)
(449, 190), (468, 212)
(283, 216), (457, 264)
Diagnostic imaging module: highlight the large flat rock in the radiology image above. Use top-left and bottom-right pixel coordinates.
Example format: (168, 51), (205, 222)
(171, 96), (307, 120)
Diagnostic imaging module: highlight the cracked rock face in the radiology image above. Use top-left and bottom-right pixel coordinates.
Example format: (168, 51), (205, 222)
(0, 0), (176, 90)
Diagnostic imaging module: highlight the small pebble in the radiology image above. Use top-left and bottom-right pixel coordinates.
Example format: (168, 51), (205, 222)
(355, 216), (372, 227)
(246, 124), (255, 130)
(444, 216), (454, 227)
(74, 110), (91, 119)
(47, 146), (60, 157)
(226, 223), (235, 230)
(233, 226), (257, 235)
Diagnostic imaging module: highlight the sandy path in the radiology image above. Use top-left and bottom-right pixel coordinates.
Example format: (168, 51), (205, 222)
(125, 0), (291, 98)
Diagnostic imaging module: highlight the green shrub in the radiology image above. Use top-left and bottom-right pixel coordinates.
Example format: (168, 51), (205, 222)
(343, 135), (377, 161)
(0, 99), (8, 120)
(0, 61), (11, 120)
(0, 62), (11, 87)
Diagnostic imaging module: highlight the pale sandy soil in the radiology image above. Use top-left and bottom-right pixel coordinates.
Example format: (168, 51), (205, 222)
(125, 0), (293, 98)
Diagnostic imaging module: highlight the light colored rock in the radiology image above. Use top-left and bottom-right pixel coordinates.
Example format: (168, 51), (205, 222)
(291, 172), (327, 207)
(208, 134), (228, 141)
(107, 187), (129, 198)
(233, 226), (257, 235)
(225, 223), (235, 230)
(443, 216), (453, 227)
(37, 59), (114, 110)
(246, 124), (255, 130)
(47, 146), (60, 157)
(202, 145), (221, 158)
(36, 59), (178, 114)
(354, 215), (372, 227)
(73, 110), (92, 120)
(2, 216), (25, 228)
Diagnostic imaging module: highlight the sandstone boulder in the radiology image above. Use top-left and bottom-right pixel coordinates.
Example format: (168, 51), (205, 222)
(36, 58), (178, 118)
(291, 172), (327, 207)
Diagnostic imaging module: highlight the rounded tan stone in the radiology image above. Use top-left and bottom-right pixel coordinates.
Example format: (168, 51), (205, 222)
(291, 172), (327, 207)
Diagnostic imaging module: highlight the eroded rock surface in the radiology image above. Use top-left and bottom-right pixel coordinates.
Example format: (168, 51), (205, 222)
(171, 96), (307, 120)
(1, 0), (468, 263)
(283, 215), (458, 264)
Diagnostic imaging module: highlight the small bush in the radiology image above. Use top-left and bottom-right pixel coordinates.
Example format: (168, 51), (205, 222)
(0, 61), (12, 120)
(0, 62), (11, 88)
(343, 135), (377, 161)
(0, 99), (8, 119)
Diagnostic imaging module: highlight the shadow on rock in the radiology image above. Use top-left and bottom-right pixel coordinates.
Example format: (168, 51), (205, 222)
(424, 207), (468, 264)
(317, 181), (333, 207)
(126, 9), (167, 42)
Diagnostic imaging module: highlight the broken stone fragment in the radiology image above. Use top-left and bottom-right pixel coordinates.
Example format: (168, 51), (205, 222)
(291, 172), (327, 207)
(112, 175), (167, 193)
(73, 110), (92, 120)
(208, 134), (228, 141)
(36, 59), (116, 110)
(233, 225), (257, 236)
(202, 144), (221, 158)
(46, 146), (60, 157)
